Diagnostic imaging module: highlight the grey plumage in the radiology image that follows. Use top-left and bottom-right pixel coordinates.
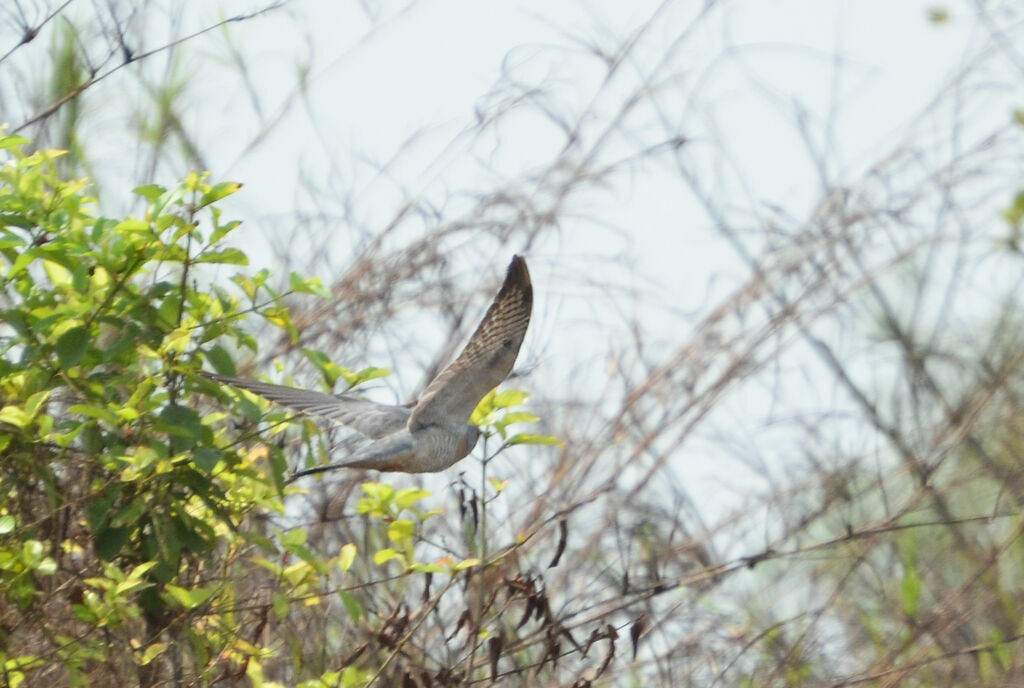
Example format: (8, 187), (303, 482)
(202, 255), (532, 475)
(199, 375), (410, 438)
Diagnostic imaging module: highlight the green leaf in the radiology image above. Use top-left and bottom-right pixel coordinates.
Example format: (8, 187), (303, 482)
(110, 497), (147, 527)
(272, 591), (290, 621)
(205, 345), (237, 376)
(453, 557), (479, 571)
(901, 559), (921, 617)
(68, 404), (120, 424)
(197, 248), (248, 265)
(35, 557), (57, 575)
(337, 543), (356, 572)
(264, 306), (299, 343)
(87, 487), (119, 532)
(506, 433), (564, 446)
(160, 327), (191, 354)
(156, 292), (182, 329)
(386, 519), (415, 544)
(92, 217), (118, 240)
(139, 643), (167, 666)
(268, 447), (288, 487)
(341, 366), (391, 388)
(394, 488), (431, 510)
(492, 389), (528, 408)
(192, 447), (221, 474)
(373, 548), (400, 565)
(23, 391), (51, 419)
(289, 271), (332, 298)
(341, 666), (372, 688)
(338, 590), (363, 623)
(95, 526), (131, 560)
(6, 247), (37, 278)
(470, 389), (497, 425)
(497, 412), (540, 432)
(133, 184), (166, 201)
(410, 562), (446, 573)
(164, 584), (196, 609)
(198, 181), (242, 209)
(1004, 191), (1024, 227)
(72, 263), (90, 292)
(115, 218), (150, 233)
(158, 404), (203, 451)
(209, 215), (241, 245)
(0, 405), (30, 429)
(989, 629), (1011, 670)
(0, 134), (31, 150)
(281, 528), (308, 548)
(360, 482), (394, 503)
(56, 325), (89, 368)
(22, 540), (44, 564)
(43, 260), (71, 288)
(302, 348), (347, 387)
(151, 186), (184, 219)
(0, 515), (15, 534)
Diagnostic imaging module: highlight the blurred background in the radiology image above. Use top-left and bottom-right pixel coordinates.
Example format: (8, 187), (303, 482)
(4, 0), (1024, 684)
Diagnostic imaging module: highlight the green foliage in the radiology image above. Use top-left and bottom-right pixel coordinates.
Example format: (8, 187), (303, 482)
(0, 133), (289, 684)
(0, 134), (564, 686)
(0, 134), (402, 685)
(470, 387), (563, 446)
(302, 347), (391, 390)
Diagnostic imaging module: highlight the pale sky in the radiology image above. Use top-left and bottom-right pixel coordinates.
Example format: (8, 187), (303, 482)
(170, 0), (1007, 500)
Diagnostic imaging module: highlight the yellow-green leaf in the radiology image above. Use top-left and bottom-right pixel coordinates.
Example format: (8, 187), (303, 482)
(0, 405), (30, 429)
(454, 557), (480, 571)
(289, 271), (332, 298)
(198, 181), (242, 209)
(337, 543), (356, 572)
(165, 584), (200, 610)
(43, 260), (71, 288)
(133, 184), (166, 201)
(197, 248), (248, 265)
(139, 643), (167, 666)
(373, 548), (401, 565)
(387, 519), (415, 544)
(506, 433), (564, 447)
(272, 591), (290, 621)
(394, 487), (431, 510)
(492, 389), (528, 408)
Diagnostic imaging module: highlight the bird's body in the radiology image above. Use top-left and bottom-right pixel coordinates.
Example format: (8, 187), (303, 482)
(202, 255), (531, 475)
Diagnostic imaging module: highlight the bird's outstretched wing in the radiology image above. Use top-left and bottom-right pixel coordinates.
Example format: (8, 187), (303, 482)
(200, 371), (409, 438)
(409, 255), (532, 430)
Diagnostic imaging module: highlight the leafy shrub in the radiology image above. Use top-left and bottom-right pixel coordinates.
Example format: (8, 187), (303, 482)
(0, 135), (564, 688)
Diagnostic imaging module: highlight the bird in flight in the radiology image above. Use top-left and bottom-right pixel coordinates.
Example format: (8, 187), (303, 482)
(202, 255), (532, 475)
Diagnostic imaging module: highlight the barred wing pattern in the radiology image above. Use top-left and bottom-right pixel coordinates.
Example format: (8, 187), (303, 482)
(409, 255), (532, 429)
(200, 372), (409, 439)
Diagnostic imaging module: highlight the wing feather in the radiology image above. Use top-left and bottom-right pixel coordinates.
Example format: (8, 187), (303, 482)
(200, 371), (408, 438)
(409, 255), (532, 429)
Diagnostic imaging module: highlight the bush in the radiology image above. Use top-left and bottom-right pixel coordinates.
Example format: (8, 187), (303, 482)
(0, 135), (568, 688)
